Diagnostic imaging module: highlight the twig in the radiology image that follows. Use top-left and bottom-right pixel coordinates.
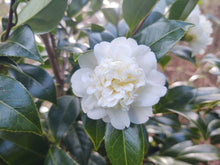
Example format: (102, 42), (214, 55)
(41, 33), (65, 97)
(2, 0), (16, 41)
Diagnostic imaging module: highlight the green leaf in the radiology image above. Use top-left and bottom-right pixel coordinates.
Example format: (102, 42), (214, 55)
(135, 20), (193, 59)
(90, 0), (103, 12)
(89, 31), (115, 49)
(0, 139), (45, 165)
(0, 131), (49, 157)
(0, 75), (42, 135)
(91, 24), (105, 32)
(192, 87), (220, 104)
(0, 25), (42, 62)
(88, 152), (106, 165)
(61, 123), (91, 165)
(44, 145), (77, 165)
(0, 57), (17, 68)
(9, 64), (57, 104)
(158, 55), (171, 70)
(83, 115), (106, 151)
(149, 156), (192, 165)
(102, 8), (118, 26)
(171, 46), (196, 65)
(16, 0), (68, 33)
(48, 96), (80, 142)
(177, 145), (220, 163)
(162, 141), (193, 157)
(208, 119), (220, 144)
(202, 54), (220, 68)
(122, 0), (158, 35)
(167, 86), (195, 109)
(105, 124), (144, 165)
(168, 0), (199, 20)
(67, 0), (89, 17)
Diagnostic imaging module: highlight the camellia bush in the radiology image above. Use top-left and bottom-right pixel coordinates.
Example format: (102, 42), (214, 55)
(0, 0), (220, 164)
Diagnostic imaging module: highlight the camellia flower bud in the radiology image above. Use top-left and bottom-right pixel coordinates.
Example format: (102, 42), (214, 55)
(184, 5), (213, 56)
(71, 37), (167, 130)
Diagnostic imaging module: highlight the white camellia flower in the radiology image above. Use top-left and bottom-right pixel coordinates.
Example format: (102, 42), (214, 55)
(71, 37), (167, 130)
(185, 5), (213, 56)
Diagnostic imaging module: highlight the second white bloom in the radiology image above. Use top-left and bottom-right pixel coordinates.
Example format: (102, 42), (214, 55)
(71, 37), (167, 130)
(185, 5), (213, 56)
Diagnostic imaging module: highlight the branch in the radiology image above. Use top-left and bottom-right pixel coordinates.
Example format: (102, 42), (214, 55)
(2, 0), (16, 41)
(41, 33), (65, 97)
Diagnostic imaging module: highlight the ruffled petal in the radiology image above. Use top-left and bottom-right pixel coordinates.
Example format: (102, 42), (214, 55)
(94, 41), (111, 64)
(78, 51), (97, 69)
(128, 106), (152, 124)
(102, 116), (110, 123)
(134, 83), (167, 107)
(147, 70), (166, 85)
(71, 68), (94, 97)
(134, 45), (157, 74)
(87, 108), (107, 120)
(81, 95), (97, 113)
(107, 109), (130, 130)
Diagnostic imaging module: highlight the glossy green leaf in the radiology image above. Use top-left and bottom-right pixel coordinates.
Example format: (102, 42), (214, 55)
(17, 0), (68, 33)
(177, 145), (220, 163)
(91, 24), (105, 32)
(0, 25), (42, 62)
(90, 0), (103, 12)
(61, 123), (91, 165)
(117, 19), (129, 37)
(158, 55), (171, 70)
(149, 156), (192, 165)
(202, 54), (220, 68)
(83, 115), (106, 151)
(88, 152), (106, 165)
(48, 96), (80, 142)
(102, 8), (118, 26)
(105, 124), (144, 165)
(168, 0), (199, 20)
(1, 17), (8, 32)
(0, 131), (49, 156)
(208, 119), (220, 144)
(142, 125), (149, 154)
(122, 0), (158, 35)
(89, 31), (115, 49)
(0, 75), (42, 134)
(192, 87), (220, 104)
(0, 57), (17, 68)
(138, 11), (164, 31)
(162, 141), (193, 157)
(166, 86), (195, 109)
(44, 145), (77, 165)
(135, 20), (193, 59)
(171, 46), (196, 65)
(9, 64), (57, 104)
(0, 139), (45, 165)
(67, 0), (89, 17)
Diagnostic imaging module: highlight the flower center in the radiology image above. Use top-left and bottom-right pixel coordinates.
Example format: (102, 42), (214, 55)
(87, 57), (146, 111)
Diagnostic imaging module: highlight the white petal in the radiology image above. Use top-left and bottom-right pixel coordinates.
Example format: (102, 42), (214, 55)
(87, 108), (107, 120)
(134, 83), (167, 107)
(78, 51), (97, 69)
(107, 109), (130, 130)
(71, 68), (93, 97)
(128, 106), (152, 124)
(94, 41), (111, 64)
(134, 45), (157, 73)
(81, 95), (97, 113)
(147, 70), (166, 85)
(110, 44), (132, 59)
(102, 116), (110, 123)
